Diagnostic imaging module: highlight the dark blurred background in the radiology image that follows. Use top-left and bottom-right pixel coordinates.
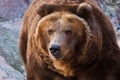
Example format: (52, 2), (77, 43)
(0, 0), (120, 80)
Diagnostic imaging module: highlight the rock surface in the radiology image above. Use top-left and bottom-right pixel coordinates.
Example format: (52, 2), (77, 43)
(0, 56), (25, 80)
(0, 20), (26, 80)
(0, 0), (28, 20)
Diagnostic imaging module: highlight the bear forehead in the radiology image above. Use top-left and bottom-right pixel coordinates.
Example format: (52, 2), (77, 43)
(37, 11), (87, 28)
(36, 11), (91, 35)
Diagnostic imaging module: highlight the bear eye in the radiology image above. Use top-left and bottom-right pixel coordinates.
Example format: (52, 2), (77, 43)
(65, 30), (72, 35)
(48, 29), (54, 35)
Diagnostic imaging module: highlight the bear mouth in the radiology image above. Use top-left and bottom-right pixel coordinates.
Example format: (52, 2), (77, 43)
(49, 49), (73, 60)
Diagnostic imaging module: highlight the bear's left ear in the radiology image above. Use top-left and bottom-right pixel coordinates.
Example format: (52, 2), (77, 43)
(77, 2), (95, 28)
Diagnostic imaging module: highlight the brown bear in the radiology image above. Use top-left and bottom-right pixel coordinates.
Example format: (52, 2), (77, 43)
(19, 0), (120, 80)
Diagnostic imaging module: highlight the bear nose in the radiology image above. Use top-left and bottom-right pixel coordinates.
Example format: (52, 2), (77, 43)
(49, 45), (61, 58)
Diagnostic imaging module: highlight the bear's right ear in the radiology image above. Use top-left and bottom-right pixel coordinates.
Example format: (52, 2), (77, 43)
(37, 4), (54, 17)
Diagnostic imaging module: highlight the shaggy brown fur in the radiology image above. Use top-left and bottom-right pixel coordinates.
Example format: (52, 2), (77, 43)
(19, 0), (120, 80)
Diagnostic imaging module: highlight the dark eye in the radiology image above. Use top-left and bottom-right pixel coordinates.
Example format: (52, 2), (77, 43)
(65, 30), (72, 35)
(48, 29), (54, 35)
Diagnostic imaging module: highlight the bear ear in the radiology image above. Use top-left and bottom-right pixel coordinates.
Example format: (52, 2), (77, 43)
(77, 2), (93, 21)
(77, 2), (95, 28)
(37, 4), (54, 17)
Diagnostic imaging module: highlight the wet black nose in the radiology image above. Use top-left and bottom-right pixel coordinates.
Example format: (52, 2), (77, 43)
(49, 45), (61, 58)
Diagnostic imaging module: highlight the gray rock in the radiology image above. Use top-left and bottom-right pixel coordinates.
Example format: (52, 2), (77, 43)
(0, 20), (25, 74)
(0, 56), (25, 80)
(0, 0), (28, 20)
(0, 16), (8, 22)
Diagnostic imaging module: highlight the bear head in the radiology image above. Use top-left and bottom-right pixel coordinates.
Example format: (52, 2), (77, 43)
(33, 2), (102, 77)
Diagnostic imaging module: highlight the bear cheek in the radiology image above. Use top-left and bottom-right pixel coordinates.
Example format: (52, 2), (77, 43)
(63, 37), (76, 54)
(45, 35), (51, 51)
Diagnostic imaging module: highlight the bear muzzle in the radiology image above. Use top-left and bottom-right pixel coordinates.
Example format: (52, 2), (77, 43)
(49, 44), (61, 58)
